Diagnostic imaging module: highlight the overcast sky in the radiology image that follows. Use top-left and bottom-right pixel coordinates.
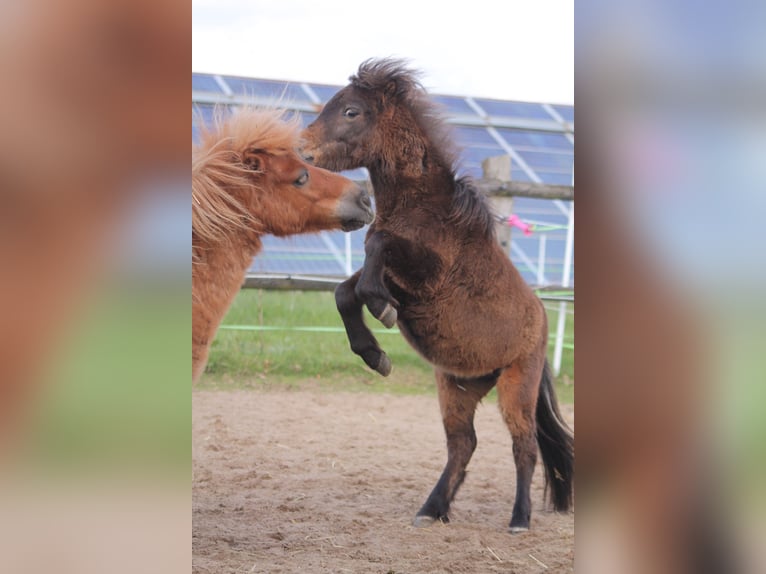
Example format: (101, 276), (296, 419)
(192, 0), (573, 105)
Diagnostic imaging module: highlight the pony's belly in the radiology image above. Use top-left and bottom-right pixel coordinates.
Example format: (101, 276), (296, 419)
(397, 314), (514, 377)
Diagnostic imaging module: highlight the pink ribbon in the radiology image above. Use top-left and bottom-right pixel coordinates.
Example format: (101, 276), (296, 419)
(507, 214), (534, 236)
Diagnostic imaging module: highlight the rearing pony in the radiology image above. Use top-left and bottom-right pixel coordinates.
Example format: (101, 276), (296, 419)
(301, 59), (573, 532)
(192, 108), (374, 383)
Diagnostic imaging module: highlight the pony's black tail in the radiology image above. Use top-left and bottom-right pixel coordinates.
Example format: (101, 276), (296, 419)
(536, 359), (574, 512)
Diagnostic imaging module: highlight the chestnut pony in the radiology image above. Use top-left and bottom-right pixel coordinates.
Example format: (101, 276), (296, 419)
(192, 108), (374, 383)
(302, 59), (573, 532)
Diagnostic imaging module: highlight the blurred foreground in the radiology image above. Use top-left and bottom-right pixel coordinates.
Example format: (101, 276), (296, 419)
(577, 2), (766, 573)
(2, 1), (766, 572)
(0, 0), (189, 572)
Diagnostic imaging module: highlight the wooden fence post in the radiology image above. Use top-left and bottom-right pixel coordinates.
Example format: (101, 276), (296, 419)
(482, 155), (512, 250)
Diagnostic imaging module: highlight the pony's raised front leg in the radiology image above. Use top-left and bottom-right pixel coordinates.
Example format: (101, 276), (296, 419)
(356, 231), (442, 328)
(413, 370), (496, 527)
(335, 271), (391, 376)
(356, 231), (399, 328)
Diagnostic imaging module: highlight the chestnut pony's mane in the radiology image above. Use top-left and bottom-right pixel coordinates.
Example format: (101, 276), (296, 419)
(192, 107), (300, 254)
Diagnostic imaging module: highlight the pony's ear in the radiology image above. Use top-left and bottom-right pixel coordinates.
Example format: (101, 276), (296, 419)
(383, 80), (398, 99)
(242, 148), (267, 172)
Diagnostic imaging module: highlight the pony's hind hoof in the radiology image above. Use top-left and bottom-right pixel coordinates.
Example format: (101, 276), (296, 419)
(412, 515), (436, 528)
(508, 525), (529, 534)
(378, 304), (397, 329)
(375, 354), (392, 377)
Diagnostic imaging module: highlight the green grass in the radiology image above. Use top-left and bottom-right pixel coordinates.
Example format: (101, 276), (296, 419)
(23, 290), (190, 471)
(201, 289), (574, 404)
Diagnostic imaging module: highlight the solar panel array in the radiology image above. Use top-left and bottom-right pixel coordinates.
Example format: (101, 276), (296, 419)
(192, 72), (573, 286)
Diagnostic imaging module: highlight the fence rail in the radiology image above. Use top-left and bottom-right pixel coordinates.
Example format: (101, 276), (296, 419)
(356, 178), (574, 201)
(477, 179), (573, 201)
(242, 273), (573, 302)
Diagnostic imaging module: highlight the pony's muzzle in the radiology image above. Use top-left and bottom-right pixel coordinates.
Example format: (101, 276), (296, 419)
(357, 187), (373, 212)
(337, 185), (375, 231)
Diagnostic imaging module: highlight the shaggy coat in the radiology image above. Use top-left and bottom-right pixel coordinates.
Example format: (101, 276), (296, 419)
(301, 59), (573, 532)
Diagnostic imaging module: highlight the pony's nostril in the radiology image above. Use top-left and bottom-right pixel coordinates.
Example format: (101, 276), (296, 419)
(359, 189), (372, 210)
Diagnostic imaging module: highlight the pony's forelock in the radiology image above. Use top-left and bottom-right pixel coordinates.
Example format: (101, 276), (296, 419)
(351, 58), (423, 99)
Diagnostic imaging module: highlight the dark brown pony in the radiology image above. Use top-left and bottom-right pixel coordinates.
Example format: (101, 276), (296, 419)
(192, 108), (374, 383)
(302, 59), (573, 532)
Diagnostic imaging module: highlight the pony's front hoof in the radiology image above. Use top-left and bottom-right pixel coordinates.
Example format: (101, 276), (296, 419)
(412, 515), (437, 528)
(508, 525), (529, 534)
(378, 304), (397, 329)
(375, 353), (392, 377)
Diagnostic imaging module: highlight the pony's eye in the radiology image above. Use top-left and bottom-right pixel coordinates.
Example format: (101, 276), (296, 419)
(294, 170), (309, 186)
(343, 107), (360, 118)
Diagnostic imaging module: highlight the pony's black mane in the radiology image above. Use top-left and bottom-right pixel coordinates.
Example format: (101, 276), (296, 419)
(352, 58), (496, 239)
(450, 176), (497, 239)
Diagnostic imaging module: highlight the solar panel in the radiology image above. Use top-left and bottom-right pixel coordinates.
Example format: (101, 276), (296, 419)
(193, 103), (218, 123)
(432, 95), (478, 116)
(221, 76), (309, 103)
(472, 98), (552, 120)
(516, 150), (574, 170)
(454, 126), (501, 147)
(252, 232), (368, 276)
(551, 104), (574, 123)
(494, 128), (573, 151)
(192, 73), (223, 93)
(192, 72), (574, 286)
(307, 84), (341, 103)
(460, 146), (502, 165)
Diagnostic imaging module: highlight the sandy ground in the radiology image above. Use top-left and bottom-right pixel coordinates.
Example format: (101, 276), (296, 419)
(193, 388), (574, 573)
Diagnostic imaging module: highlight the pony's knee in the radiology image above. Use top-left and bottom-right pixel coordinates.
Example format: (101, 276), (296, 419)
(335, 281), (358, 314)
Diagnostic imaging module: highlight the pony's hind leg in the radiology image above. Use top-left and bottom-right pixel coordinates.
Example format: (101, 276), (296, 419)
(496, 355), (545, 533)
(335, 271), (391, 376)
(413, 369), (496, 527)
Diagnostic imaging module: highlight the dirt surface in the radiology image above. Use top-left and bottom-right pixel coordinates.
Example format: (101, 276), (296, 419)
(193, 388), (574, 573)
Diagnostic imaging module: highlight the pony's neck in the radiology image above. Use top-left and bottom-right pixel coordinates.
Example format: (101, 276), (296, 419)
(193, 230), (263, 275)
(368, 155), (454, 217)
(365, 105), (456, 216)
